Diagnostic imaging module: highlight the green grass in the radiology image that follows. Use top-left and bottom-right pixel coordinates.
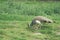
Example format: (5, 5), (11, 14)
(0, 21), (60, 40)
(0, 0), (60, 40)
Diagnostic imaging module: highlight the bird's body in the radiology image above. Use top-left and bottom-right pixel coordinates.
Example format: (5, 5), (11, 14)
(29, 16), (54, 30)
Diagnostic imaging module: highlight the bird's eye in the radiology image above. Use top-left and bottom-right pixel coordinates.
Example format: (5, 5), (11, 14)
(48, 21), (51, 23)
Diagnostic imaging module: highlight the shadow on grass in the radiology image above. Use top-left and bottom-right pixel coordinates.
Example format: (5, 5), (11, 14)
(26, 25), (54, 34)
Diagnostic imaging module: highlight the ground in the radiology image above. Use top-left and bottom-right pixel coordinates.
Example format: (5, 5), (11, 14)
(0, 0), (60, 40)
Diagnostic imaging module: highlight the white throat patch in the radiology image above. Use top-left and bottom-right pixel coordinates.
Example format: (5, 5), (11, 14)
(36, 20), (41, 24)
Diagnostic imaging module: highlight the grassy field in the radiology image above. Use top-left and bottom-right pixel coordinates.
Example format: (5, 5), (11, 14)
(0, 0), (60, 40)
